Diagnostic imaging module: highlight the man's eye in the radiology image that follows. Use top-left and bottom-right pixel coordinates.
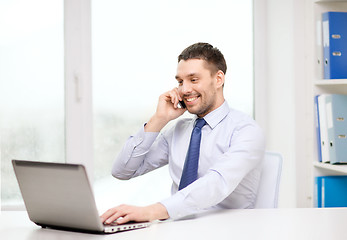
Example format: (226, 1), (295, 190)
(191, 78), (198, 82)
(178, 81), (183, 85)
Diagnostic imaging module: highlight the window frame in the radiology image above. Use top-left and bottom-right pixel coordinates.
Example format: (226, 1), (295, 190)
(64, 0), (94, 181)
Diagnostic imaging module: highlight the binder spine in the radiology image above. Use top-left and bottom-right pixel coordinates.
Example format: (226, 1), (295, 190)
(322, 12), (347, 79)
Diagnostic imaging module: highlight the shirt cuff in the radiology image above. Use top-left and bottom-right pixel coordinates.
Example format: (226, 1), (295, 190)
(160, 188), (205, 220)
(160, 193), (185, 220)
(132, 124), (160, 150)
(160, 193), (213, 220)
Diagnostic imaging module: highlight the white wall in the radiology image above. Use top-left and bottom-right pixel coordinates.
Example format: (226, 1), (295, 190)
(255, 0), (311, 208)
(266, 0), (296, 208)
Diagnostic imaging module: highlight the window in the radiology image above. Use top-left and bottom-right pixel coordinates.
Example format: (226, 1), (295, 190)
(92, 0), (253, 208)
(0, 0), (64, 207)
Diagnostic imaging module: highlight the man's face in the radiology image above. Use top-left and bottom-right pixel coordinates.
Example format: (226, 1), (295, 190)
(175, 59), (223, 118)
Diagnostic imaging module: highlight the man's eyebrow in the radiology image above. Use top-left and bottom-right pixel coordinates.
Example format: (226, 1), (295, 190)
(175, 72), (198, 80)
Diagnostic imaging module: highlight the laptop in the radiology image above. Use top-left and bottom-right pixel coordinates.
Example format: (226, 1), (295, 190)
(12, 160), (151, 234)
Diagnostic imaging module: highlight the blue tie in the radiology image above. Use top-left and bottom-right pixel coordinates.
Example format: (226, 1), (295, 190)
(179, 118), (206, 190)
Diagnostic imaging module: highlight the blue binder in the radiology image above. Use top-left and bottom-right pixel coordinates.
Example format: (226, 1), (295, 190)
(315, 176), (347, 208)
(325, 94), (347, 164)
(317, 94), (330, 163)
(322, 12), (347, 79)
(315, 95), (322, 162)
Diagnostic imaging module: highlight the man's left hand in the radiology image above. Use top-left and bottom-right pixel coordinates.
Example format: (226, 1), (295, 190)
(100, 203), (169, 225)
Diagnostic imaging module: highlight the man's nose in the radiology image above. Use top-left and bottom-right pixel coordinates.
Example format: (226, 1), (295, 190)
(181, 81), (193, 95)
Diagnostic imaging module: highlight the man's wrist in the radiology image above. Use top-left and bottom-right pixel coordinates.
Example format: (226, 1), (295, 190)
(149, 203), (169, 221)
(144, 114), (169, 132)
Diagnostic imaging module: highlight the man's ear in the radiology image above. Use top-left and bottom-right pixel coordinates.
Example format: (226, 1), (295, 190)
(215, 70), (225, 88)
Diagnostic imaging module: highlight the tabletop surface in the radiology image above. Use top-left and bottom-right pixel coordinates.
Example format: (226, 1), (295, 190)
(1, 208), (347, 240)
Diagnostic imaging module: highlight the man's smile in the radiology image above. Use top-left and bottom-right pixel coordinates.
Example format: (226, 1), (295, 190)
(186, 97), (198, 102)
(184, 95), (200, 105)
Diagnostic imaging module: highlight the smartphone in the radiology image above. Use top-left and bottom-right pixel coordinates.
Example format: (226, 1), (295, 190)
(179, 100), (186, 109)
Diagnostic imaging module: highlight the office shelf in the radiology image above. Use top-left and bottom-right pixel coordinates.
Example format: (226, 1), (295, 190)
(313, 162), (347, 174)
(315, 0), (347, 3)
(314, 79), (347, 85)
(310, 0), (347, 206)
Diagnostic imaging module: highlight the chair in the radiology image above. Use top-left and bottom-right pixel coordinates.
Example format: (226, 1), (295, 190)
(254, 152), (283, 208)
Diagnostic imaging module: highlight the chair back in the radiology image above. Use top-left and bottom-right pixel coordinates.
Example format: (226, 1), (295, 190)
(254, 152), (283, 208)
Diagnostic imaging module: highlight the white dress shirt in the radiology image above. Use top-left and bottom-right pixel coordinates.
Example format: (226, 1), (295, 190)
(112, 101), (266, 219)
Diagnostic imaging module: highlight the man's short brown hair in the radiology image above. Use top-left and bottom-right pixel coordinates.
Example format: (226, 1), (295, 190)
(178, 42), (227, 75)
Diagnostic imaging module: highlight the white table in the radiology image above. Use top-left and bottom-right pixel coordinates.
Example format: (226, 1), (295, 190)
(1, 208), (347, 240)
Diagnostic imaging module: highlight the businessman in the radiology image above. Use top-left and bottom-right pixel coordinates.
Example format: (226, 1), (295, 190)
(100, 42), (265, 224)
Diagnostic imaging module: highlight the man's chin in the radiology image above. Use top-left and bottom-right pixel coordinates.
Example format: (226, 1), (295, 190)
(186, 107), (197, 115)
(187, 106), (208, 117)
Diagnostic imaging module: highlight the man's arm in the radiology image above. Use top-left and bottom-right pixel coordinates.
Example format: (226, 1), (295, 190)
(102, 88), (185, 223)
(160, 122), (266, 219)
(111, 88), (186, 180)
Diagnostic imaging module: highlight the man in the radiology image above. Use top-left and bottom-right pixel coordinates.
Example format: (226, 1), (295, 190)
(100, 42), (265, 224)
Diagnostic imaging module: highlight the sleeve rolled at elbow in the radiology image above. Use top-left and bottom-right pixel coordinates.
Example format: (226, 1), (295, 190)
(111, 167), (133, 180)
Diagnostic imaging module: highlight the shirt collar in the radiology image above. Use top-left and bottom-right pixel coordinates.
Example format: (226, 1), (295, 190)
(194, 101), (230, 129)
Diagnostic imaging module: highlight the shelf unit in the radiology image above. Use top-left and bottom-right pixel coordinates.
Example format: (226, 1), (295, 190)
(311, 0), (347, 204)
(313, 162), (347, 174)
(315, 79), (347, 85)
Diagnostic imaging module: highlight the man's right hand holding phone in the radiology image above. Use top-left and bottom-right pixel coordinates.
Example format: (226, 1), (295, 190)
(144, 88), (186, 133)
